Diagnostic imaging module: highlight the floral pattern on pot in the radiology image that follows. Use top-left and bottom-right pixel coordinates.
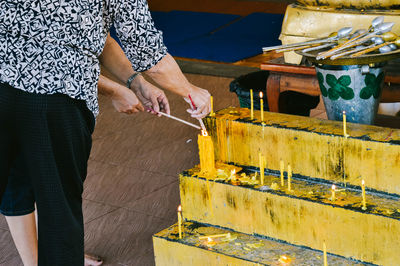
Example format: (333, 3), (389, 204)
(317, 72), (354, 100)
(360, 72), (384, 100)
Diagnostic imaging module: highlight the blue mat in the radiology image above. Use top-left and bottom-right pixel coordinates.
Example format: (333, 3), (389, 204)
(110, 12), (284, 63)
(151, 10), (240, 46)
(168, 13), (284, 62)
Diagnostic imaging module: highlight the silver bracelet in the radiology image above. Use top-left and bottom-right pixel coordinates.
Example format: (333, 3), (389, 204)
(126, 72), (141, 88)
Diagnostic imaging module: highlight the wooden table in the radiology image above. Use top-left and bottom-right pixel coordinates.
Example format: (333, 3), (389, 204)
(261, 57), (400, 113)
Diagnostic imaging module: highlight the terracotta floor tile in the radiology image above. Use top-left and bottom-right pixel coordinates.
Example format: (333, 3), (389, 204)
(122, 138), (199, 177)
(83, 160), (176, 207)
(126, 182), (180, 223)
(84, 208), (171, 266)
(0, 256), (23, 266)
(0, 216), (7, 230)
(90, 113), (201, 165)
(0, 229), (19, 264)
(310, 109), (325, 118)
(83, 200), (119, 224)
(93, 96), (156, 140)
(122, 251), (156, 266)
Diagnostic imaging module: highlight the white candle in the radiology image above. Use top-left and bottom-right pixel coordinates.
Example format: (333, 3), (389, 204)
(280, 160), (284, 187)
(177, 205), (183, 239)
(361, 180), (367, 210)
(343, 111), (348, 137)
(259, 92), (264, 122)
(287, 164), (292, 191)
(250, 89), (254, 120)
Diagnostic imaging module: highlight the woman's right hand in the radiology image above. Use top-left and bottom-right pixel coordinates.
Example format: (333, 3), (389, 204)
(184, 85), (211, 119)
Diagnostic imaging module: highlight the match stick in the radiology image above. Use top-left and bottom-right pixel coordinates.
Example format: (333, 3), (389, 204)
(148, 108), (201, 130)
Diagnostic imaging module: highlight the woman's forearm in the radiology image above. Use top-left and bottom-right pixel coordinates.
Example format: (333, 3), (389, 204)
(144, 53), (192, 97)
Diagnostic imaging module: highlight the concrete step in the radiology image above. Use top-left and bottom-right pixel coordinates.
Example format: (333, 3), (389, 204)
(204, 107), (400, 195)
(179, 165), (400, 265)
(153, 222), (366, 265)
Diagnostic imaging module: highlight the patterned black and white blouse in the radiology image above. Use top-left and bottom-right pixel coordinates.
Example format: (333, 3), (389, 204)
(0, 0), (167, 116)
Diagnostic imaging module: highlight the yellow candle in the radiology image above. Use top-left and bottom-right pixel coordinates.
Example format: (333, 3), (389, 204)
(362, 180), (367, 210)
(343, 111), (348, 137)
(331, 185), (336, 201)
(262, 156), (266, 186)
(210, 96), (215, 116)
(259, 153), (264, 186)
(199, 233), (230, 240)
(260, 92), (264, 122)
(280, 160), (284, 186)
(323, 242), (328, 266)
(250, 89), (254, 120)
(287, 164), (292, 191)
(198, 130), (215, 175)
(177, 205), (183, 239)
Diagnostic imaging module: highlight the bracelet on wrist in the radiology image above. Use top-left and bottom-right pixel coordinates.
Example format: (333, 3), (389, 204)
(126, 72), (141, 89)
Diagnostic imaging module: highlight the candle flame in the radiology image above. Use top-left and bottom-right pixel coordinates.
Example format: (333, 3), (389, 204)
(343, 110), (346, 115)
(332, 184), (336, 190)
(362, 180), (365, 186)
(201, 129), (208, 136)
(278, 255), (291, 263)
(259, 91), (263, 98)
(177, 205), (182, 212)
(207, 237), (213, 242)
(231, 169), (236, 175)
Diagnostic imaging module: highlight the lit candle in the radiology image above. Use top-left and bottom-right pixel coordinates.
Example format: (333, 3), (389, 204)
(177, 205), (183, 239)
(259, 153), (264, 186)
(278, 255), (292, 264)
(280, 160), (284, 187)
(323, 242), (328, 266)
(250, 89), (254, 120)
(330, 185), (336, 201)
(259, 92), (264, 122)
(206, 237), (216, 247)
(198, 130), (215, 175)
(210, 96), (215, 116)
(343, 111), (348, 137)
(362, 180), (367, 210)
(287, 164), (292, 191)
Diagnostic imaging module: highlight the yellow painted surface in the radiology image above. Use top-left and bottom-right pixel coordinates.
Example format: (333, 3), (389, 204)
(296, 0), (400, 9)
(153, 222), (364, 265)
(179, 175), (400, 266)
(154, 237), (255, 266)
(280, 4), (400, 64)
(205, 107), (400, 195)
(281, 4), (400, 40)
(153, 237), (261, 266)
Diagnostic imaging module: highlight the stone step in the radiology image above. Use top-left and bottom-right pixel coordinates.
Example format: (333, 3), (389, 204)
(153, 222), (366, 266)
(179, 166), (400, 265)
(204, 107), (400, 195)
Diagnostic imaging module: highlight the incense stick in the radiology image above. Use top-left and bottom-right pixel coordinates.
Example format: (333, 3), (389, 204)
(158, 111), (201, 130)
(148, 108), (201, 130)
